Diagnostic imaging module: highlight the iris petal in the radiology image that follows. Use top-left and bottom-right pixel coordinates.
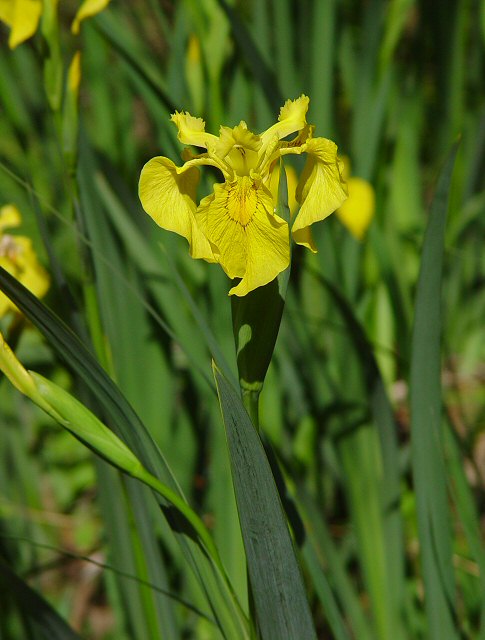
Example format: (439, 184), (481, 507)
(0, 204), (22, 231)
(196, 177), (289, 296)
(171, 111), (219, 149)
(337, 176), (375, 240)
(292, 138), (347, 245)
(260, 95), (309, 148)
(72, 0), (111, 34)
(0, 0), (42, 48)
(0, 236), (49, 317)
(139, 156), (214, 261)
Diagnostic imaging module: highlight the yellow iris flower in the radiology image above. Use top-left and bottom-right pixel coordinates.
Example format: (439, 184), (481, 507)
(139, 96), (347, 296)
(0, 0), (111, 48)
(0, 205), (50, 317)
(336, 158), (375, 240)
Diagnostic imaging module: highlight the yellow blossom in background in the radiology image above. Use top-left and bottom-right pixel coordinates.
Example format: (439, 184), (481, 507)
(0, 0), (111, 48)
(71, 0), (110, 35)
(0, 205), (50, 317)
(0, 0), (42, 48)
(336, 157), (375, 240)
(139, 96), (347, 296)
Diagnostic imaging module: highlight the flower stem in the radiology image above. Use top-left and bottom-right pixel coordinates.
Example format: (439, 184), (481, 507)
(242, 388), (261, 431)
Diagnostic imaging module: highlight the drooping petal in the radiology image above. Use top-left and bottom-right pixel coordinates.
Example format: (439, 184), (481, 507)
(337, 176), (375, 240)
(139, 156), (214, 261)
(292, 137), (347, 246)
(72, 0), (111, 35)
(171, 111), (219, 149)
(195, 176), (289, 296)
(0, 204), (22, 231)
(292, 227), (317, 252)
(0, 0), (42, 48)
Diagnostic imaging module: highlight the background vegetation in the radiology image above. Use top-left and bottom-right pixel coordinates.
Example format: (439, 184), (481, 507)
(1, 0), (485, 638)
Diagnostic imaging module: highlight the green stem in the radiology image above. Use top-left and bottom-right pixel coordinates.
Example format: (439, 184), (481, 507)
(242, 388), (261, 431)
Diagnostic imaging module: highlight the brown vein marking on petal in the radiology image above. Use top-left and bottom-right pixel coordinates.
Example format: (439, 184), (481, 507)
(0, 236), (21, 260)
(225, 176), (258, 228)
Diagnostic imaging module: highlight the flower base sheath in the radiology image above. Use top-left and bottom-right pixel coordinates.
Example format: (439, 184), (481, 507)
(139, 95), (347, 296)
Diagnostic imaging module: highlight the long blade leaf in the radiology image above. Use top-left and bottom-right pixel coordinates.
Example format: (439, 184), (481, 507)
(213, 363), (317, 640)
(409, 144), (460, 639)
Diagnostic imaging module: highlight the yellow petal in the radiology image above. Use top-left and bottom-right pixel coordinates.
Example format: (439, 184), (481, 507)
(292, 138), (348, 246)
(68, 50), (82, 93)
(340, 155), (351, 181)
(16, 237), (49, 297)
(0, 0), (42, 48)
(0, 204), (22, 231)
(0, 1), (13, 26)
(72, 0), (111, 34)
(138, 156), (214, 261)
(0, 236), (50, 317)
(336, 176), (375, 240)
(171, 111), (218, 149)
(292, 227), (317, 253)
(196, 176), (289, 296)
(215, 123), (262, 175)
(187, 33), (201, 64)
(268, 164), (299, 217)
(261, 95), (309, 147)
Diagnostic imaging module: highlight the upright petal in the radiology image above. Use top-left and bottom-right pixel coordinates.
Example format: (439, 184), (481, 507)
(260, 95), (309, 147)
(292, 137), (347, 246)
(196, 177), (289, 296)
(139, 156), (214, 261)
(72, 0), (111, 34)
(171, 111), (219, 149)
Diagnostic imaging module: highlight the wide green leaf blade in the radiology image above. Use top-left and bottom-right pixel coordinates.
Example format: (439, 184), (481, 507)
(213, 363), (317, 640)
(409, 144), (460, 639)
(0, 267), (248, 639)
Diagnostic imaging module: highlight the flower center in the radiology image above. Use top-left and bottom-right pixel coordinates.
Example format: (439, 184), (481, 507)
(226, 176), (257, 228)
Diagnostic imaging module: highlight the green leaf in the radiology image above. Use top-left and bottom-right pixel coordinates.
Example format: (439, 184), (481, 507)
(0, 558), (81, 640)
(0, 267), (248, 640)
(213, 363), (317, 640)
(409, 143), (460, 640)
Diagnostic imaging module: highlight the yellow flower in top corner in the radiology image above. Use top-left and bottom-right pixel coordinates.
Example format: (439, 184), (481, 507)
(336, 157), (375, 241)
(0, 205), (50, 317)
(0, 0), (41, 48)
(0, 0), (111, 49)
(139, 96), (348, 296)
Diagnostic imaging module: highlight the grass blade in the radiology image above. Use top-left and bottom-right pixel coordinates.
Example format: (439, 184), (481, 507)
(409, 143), (460, 639)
